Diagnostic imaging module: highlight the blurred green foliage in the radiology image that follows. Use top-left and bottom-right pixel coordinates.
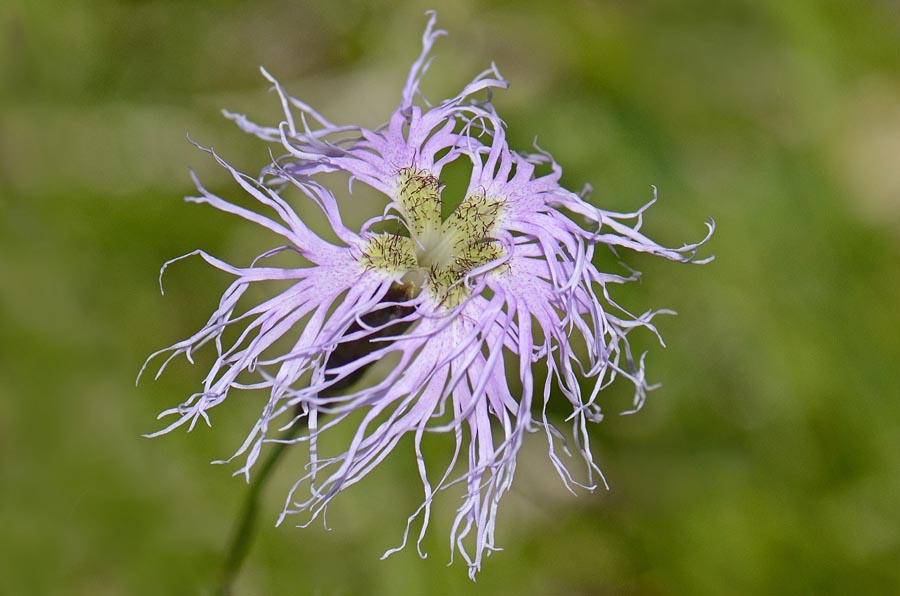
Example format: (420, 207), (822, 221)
(2, 0), (900, 594)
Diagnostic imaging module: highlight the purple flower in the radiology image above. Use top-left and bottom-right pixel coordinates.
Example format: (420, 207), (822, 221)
(142, 12), (713, 578)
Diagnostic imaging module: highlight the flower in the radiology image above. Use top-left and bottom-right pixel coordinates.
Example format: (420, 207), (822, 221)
(142, 12), (713, 578)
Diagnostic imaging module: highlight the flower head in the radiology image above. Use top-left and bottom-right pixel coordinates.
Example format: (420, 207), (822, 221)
(142, 12), (713, 578)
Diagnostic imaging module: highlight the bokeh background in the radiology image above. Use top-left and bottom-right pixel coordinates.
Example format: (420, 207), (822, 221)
(3, 1), (899, 594)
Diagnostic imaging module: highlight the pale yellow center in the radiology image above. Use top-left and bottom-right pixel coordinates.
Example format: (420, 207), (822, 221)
(361, 167), (505, 308)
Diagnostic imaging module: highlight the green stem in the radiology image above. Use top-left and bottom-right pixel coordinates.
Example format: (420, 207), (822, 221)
(216, 423), (303, 596)
(215, 294), (415, 594)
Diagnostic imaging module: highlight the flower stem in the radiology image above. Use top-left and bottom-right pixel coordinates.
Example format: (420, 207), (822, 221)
(215, 294), (415, 594)
(216, 422), (303, 596)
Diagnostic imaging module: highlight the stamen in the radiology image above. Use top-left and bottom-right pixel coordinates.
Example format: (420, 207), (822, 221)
(363, 169), (506, 308)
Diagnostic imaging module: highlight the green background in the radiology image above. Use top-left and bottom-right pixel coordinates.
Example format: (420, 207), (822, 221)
(3, 1), (899, 594)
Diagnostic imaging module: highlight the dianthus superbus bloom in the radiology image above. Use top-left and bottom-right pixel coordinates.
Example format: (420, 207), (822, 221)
(142, 13), (713, 578)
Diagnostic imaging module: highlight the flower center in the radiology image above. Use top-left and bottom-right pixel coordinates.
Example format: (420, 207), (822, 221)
(415, 225), (456, 270)
(361, 167), (505, 308)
